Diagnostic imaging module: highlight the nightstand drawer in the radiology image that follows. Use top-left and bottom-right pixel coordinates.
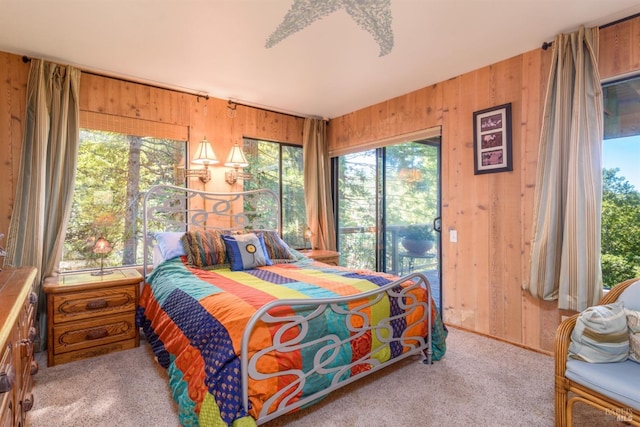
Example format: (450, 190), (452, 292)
(51, 286), (136, 324)
(51, 312), (136, 355)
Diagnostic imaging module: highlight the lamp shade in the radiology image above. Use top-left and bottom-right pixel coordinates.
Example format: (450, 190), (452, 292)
(225, 143), (249, 168)
(93, 236), (112, 254)
(192, 138), (219, 165)
(304, 227), (313, 239)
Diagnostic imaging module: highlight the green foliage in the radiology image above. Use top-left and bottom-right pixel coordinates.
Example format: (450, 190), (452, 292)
(601, 254), (640, 289)
(242, 139), (306, 248)
(62, 130), (185, 271)
(601, 168), (640, 288)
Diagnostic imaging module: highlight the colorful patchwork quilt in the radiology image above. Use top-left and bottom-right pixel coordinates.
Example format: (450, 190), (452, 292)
(137, 257), (447, 426)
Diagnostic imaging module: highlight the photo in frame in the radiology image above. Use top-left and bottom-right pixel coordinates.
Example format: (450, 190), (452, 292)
(473, 103), (512, 174)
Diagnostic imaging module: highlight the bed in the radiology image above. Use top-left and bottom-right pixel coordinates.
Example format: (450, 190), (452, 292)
(136, 185), (447, 426)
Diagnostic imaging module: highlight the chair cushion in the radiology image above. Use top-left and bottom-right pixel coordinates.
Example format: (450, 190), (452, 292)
(565, 359), (640, 411)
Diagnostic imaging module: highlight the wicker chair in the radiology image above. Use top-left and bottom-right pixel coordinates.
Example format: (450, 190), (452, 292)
(555, 277), (640, 426)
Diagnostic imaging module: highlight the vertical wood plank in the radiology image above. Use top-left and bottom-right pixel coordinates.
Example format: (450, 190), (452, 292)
(0, 53), (29, 239)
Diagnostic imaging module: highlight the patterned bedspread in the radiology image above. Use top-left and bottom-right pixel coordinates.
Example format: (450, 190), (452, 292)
(137, 257), (447, 426)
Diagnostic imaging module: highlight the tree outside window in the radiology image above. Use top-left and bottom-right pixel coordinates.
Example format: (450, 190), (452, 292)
(61, 129), (185, 272)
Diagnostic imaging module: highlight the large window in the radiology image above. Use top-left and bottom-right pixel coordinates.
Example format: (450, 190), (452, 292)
(601, 75), (640, 288)
(61, 129), (186, 272)
(241, 138), (306, 248)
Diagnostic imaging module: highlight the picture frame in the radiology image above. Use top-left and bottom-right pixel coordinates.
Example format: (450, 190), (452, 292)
(473, 103), (512, 175)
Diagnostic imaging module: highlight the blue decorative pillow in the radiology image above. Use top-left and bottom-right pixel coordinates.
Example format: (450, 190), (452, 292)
(222, 232), (272, 271)
(249, 229), (297, 263)
(154, 232), (186, 261)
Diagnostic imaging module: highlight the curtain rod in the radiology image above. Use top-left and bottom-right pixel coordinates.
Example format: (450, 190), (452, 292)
(541, 11), (640, 50)
(20, 55), (313, 119)
(22, 54), (211, 102)
(228, 98), (322, 121)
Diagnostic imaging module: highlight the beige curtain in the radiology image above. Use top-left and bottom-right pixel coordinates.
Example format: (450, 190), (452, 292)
(528, 26), (603, 312)
(303, 118), (337, 251)
(6, 60), (80, 346)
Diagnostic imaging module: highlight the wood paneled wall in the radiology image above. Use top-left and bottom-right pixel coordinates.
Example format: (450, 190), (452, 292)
(328, 16), (640, 353)
(0, 54), (29, 242)
(0, 16), (638, 353)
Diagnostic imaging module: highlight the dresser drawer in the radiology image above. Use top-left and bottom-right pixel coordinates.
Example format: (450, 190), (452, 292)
(0, 342), (14, 427)
(51, 312), (136, 355)
(0, 390), (15, 427)
(19, 292), (37, 337)
(51, 286), (136, 324)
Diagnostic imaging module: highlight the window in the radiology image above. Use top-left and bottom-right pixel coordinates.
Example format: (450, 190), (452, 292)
(601, 75), (640, 288)
(241, 138), (306, 248)
(61, 129), (186, 272)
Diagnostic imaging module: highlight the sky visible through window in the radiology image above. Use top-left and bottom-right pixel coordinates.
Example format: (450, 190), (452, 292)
(603, 135), (640, 191)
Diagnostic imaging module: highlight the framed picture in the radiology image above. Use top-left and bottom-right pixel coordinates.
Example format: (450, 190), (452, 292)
(473, 103), (512, 174)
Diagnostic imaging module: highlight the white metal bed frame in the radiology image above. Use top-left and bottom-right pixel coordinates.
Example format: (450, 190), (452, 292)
(142, 184), (433, 424)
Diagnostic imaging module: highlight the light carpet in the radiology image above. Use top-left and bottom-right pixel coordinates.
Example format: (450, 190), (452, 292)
(27, 327), (620, 426)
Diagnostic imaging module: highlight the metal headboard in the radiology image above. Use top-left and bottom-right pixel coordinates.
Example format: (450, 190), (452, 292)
(142, 184), (280, 278)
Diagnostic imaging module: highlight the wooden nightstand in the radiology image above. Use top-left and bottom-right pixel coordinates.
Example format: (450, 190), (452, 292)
(300, 249), (340, 266)
(43, 269), (141, 366)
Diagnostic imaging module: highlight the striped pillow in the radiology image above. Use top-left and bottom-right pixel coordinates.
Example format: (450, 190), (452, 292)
(630, 333), (640, 363)
(258, 230), (297, 263)
(181, 229), (227, 268)
(569, 301), (629, 363)
(626, 309), (640, 363)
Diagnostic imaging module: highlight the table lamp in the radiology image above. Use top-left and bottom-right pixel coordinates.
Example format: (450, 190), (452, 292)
(91, 236), (113, 276)
(304, 227), (313, 250)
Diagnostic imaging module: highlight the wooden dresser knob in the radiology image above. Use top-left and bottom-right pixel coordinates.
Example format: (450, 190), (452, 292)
(29, 291), (38, 305)
(30, 360), (39, 376)
(22, 392), (34, 412)
(28, 326), (37, 341)
(20, 339), (33, 359)
(0, 364), (15, 393)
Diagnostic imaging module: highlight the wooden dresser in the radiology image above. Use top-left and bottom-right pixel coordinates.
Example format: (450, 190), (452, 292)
(43, 269), (140, 367)
(0, 266), (38, 427)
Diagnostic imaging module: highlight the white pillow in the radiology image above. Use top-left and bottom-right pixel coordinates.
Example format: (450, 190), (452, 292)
(154, 232), (186, 261)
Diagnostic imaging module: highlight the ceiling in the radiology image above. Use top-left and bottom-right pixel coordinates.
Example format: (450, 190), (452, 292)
(1, 1), (640, 119)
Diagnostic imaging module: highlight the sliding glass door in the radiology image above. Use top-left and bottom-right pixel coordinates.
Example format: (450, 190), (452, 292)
(336, 138), (441, 307)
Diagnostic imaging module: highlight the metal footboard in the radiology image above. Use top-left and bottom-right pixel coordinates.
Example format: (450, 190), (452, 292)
(240, 272), (433, 424)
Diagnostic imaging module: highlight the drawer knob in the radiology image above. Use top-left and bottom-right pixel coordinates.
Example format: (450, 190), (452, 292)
(0, 365), (15, 393)
(28, 326), (37, 341)
(29, 291), (38, 305)
(20, 339), (33, 358)
(86, 299), (108, 310)
(85, 328), (109, 340)
(30, 360), (39, 376)
(23, 392), (34, 412)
